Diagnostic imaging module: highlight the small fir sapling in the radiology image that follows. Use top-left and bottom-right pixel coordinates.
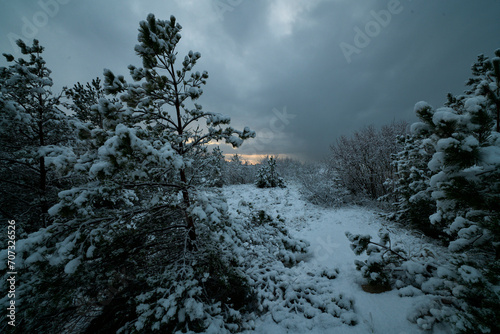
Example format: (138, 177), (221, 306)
(255, 156), (286, 188)
(346, 229), (408, 290)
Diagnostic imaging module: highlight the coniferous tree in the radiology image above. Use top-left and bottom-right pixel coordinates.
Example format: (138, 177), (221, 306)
(185, 145), (225, 188)
(65, 77), (107, 128)
(255, 156), (285, 188)
(387, 109), (438, 237)
(386, 49), (500, 333)
(0, 15), (255, 333)
(49, 14), (255, 242)
(298, 161), (351, 207)
(204, 146), (225, 188)
(0, 39), (75, 231)
(98, 14), (255, 244)
(466, 51), (500, 132)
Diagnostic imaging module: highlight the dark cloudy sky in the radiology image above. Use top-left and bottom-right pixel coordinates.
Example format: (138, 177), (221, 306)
(1, 0), (499, 162)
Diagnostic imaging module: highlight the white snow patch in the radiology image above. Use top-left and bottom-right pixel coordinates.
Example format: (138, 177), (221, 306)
(64, 257), (82, 275)
(223, 184), (451, 334)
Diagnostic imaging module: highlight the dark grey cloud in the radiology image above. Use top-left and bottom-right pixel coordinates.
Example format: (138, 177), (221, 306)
(1, 0), (499, 162)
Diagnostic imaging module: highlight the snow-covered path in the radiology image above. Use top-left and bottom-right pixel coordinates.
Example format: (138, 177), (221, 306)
(223, 184), (451, 334)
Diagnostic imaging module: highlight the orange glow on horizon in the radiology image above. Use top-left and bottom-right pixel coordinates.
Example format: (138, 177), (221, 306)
(223, 154), (294, 165)
(222, 154), (266, 165)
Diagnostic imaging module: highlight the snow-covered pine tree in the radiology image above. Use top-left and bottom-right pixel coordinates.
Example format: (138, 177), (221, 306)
(429, 58), (499, 332)
(466, 51), (500, 133)
(65, 77), (107, 128)
(255, 156), (285, 188)
(391, 49), (500, 332)
(0, 15), (256, 333)
(0, 39), (75, 231)
(100, 14), (255, 244)
(50, 14), (255, 242)
(189, 146), (225, 188)
(225, 154), (244, 184)
(387, 113), (438, 237)
(207, 146), (225, 187)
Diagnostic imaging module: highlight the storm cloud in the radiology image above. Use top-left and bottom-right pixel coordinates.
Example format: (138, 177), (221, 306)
(1, 0), (499, 161)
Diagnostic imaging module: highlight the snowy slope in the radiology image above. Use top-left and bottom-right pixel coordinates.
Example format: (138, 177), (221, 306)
(222, 183), (452, 334)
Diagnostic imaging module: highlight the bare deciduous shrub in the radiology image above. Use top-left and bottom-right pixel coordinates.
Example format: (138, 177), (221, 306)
(328, 121), (408, 200)
(298, 162), (352, 207)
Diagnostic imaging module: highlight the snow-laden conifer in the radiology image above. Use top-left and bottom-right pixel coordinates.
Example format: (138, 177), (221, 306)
(0, 39), (75, 231)
(0, 15), (255, 333)
(381, 49), (500, 332)
(50, 14), (255, 244)
(255, 156), (286, 188)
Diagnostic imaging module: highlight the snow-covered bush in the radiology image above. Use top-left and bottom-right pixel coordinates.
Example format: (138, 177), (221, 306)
(251, 209), (275, 226)
(255, 156), (286, 188)
(222, 154), (256, 185)
(218, 202), (359, 329)
(273, 156), (304, 182)
(298, 161), (352, 207)
(345, 229), (461, 330)
(125, 244), (256, 333)
(346, 229), (410, 289)
(188, 146), (225, 188)
(347, 226), (499, 332)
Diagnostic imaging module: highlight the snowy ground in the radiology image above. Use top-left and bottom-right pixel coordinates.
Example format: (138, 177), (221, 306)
(222, 183), (452, 334)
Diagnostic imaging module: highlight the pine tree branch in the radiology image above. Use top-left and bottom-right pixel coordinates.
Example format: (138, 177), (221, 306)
(368, 241), (408, 261)
(182, 113), (209, 130)
(0, 157), (41, 172)
(0, 177), (38, 190)
(118, 182), (182, 189)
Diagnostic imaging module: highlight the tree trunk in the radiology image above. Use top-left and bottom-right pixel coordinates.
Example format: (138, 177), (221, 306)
(38, 112), (48, 227)
(170, 62), (196, 247)
(180, 168), (196, 244)
(39, 155), (48, 224)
